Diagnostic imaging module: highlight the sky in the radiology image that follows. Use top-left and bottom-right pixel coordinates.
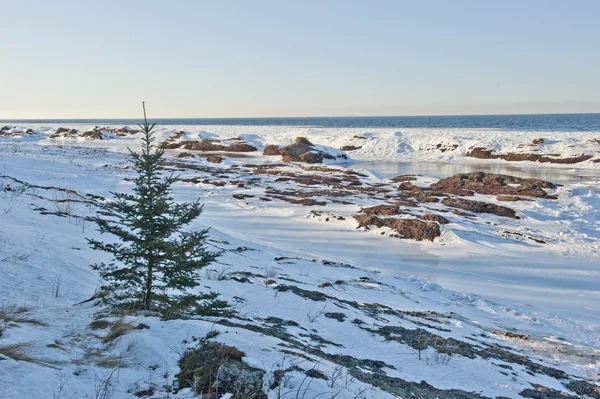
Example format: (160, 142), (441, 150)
(1, 0), (599, 119)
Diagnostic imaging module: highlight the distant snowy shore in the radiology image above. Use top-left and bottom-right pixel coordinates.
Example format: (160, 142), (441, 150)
(2, 123), (600, 168)
(1, 124), (599, 398)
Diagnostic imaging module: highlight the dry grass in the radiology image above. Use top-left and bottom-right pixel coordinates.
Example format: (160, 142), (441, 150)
(95, 356), (128, 369)
(0, 342), (56, 367)
(0, 304), (46, 334)
(90, 319), (112, 330)
(102, 317), (138, 343)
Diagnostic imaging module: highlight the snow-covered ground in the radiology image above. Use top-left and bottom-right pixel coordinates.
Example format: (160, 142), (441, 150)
(0, 124), (599, 398)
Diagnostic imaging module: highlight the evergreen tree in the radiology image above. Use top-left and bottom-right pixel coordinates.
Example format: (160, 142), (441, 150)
(88, 103), (220, 312)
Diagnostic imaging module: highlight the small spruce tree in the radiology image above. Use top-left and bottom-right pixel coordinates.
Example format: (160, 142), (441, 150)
(88, 103), (220, 312)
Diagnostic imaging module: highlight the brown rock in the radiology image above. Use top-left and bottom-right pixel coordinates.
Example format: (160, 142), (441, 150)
(299, 152), (323, 163)
(496, 195), (534, 202)
(361, 205), (402, 215)
(354, 215), (441, 241)
(417, 214), (450, 224)
(206, 155), (223, 163)
(467, 147), (592, 164)
(340, 145), (362, 151)
(391, 175), (417, 183)
(431, 172), (556, 198)
(263, 145), (281, 155)
(176, 152), (195, 159)
(442, 197), (518, 219)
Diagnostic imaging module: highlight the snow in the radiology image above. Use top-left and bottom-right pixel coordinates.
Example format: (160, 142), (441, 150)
(0, 124), (599, 398)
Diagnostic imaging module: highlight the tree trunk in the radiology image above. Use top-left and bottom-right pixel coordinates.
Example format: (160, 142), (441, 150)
(144, 256), (154, 310)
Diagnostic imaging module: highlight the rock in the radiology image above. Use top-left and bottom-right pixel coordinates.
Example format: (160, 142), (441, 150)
(277, 136), (347, 164)
(175, 152), (194, 159)
(299, 151), (323, 163)
(263, 144), (281, 155)
(354, 215), (441, 241)
(520, 384), (580, 399)
(391, 175), (417, 183)
(214, 360), (266, 396)
(361, 205), (402, 215)
(340, 145), (362, 151)
(442, 197), (518, 219)
(467, 147), (593, 164)
(417, 214), (450, 224)
(54, 127), (70, 134)
(431, 172), (556, 199)
(496, 195), (534, 202)
(566, 380), (600, 399)
(206, 155), (223, 163)
(160, 138), (257, 152)
(531, 138), (545, 145)
(176, 342), (266, 398)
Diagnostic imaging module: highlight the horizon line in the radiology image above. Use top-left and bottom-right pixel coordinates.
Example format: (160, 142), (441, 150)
(2, 111), (600, 122)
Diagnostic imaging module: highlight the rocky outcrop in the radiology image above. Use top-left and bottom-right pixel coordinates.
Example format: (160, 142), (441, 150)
(431, 172), (557, 199)
(354, 215), (441, 241)
(417, 214), (450, 224)
(160, 138), (257, 152)
(340, 145), (362, 151)
(263, 144), (281, 155)
(391, 175), (417, 183)
(467, 147), (593, 164)
(442, 197), (518, 219)
(206, 155), (223, 163)
(264, 137), (348, 164)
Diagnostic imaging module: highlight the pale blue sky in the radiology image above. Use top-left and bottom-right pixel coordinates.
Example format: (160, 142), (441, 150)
(1, 0), (599, 118)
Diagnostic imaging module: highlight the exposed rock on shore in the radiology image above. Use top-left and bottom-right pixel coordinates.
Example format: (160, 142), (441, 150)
(467, 147), (593, 164)
(442, 197), (519, 219)
(262, 137), (348, 164)
(354, 214), (442, 241)
(430, 172), (557, 199)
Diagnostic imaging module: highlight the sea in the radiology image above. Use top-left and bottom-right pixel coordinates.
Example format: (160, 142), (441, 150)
(2, 113), (600, 131)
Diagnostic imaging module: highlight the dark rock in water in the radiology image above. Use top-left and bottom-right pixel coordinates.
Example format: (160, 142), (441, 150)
(431, 172), (557, 199)
(354, 214), (441, 241)
(467, 147), (592, 164)
(54, 127), (70, 134)
(442, 197), (518, 219)
(391, 175), (417, 183)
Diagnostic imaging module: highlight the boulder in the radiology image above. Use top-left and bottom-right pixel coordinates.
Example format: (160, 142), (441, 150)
(206, 155), (223, 163)
(277, 137), (347, 164)
(354, 214), (441, 241)
(431, 172), (556, 199)
(442, 197), (518, 219)
(467, 147), (592, 164)
(263, 144), (281, 155)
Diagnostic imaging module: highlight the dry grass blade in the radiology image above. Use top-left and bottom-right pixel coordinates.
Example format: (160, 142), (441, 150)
(0, 304), (47, 333)
(0, 342), (57, 368)
(102, 317), (137, 343)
